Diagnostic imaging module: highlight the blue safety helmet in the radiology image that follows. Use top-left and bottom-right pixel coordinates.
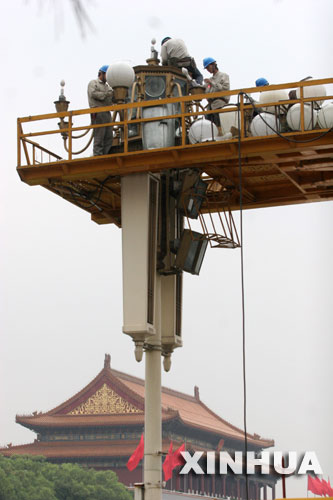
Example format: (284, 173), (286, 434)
(255, 77), (269, 87)
(203, 57), (216, 69)
(161, 37), (171, 45)
(99, 65), (109, 73)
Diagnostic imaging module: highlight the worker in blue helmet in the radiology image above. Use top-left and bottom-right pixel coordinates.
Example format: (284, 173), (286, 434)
(160, 37), (203, 84)
(203, 57), (216, 69)
(255, 77), (269, 87)
(87, 65), (114, 156)
(203, 57), (230, 126)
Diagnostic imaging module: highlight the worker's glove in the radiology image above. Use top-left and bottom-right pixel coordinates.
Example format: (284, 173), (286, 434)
(181, 67), (192, 81)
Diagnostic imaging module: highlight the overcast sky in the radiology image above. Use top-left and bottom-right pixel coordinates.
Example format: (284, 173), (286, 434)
(1, 0), (332, 497)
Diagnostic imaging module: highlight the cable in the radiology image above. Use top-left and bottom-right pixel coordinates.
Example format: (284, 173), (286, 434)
(63, 130), (94, 155)
(90, 175), (113, 206)
(64, 175), (113, 212)
(68, 186), (97, 210)
(241, 91), (333, 144)
(236, 93), (249, 500)
(68, 175), (113, 210)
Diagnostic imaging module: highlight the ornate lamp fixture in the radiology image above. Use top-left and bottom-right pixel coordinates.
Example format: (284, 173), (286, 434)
(54, 79), (70, 112)
(54, 80), (70, 138)
(146, 38), (159, 66)
(54, 80), (93, 153)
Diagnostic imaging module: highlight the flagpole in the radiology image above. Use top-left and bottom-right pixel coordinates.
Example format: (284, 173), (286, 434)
(184, 437), (187, 493)
(281, 456), (286, 499)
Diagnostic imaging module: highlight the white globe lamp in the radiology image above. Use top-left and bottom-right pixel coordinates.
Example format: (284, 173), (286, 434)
(259, 89), (288, 114)
(286, 104), (317, 131)
(296, 79), (326, 107)
(189, 119), (219, 144)
(219, 105), (239, 135)
(317, 102), (333, 129)
(250, 113), (280, 136)
(106, 62), (135, 102)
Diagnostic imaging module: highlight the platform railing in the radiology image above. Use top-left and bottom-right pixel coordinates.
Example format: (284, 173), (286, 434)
(17, 78), (333, 169)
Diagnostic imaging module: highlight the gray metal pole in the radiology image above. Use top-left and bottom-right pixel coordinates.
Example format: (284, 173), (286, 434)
(144, 275), (162, 500)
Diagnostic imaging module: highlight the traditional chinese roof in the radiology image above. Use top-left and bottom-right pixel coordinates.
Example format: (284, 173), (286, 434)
(11, 355), (273, 450)
(114, 369), (273, 448)
(0, 440), (139, 459)
(0, 438), (187, 460)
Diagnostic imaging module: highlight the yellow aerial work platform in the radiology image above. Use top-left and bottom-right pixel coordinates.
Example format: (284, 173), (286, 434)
(16, 78), (333, 226)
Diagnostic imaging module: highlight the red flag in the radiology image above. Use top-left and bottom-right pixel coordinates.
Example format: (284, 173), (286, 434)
(308, 475), (324, 496)
(172, 443), (185, 468)
(327, 478), (333, 497)
(315, 477), (326, 497)
(322, 479), (333, 497)
(163, 442), (173, 482)
(127, 434), (144, 471)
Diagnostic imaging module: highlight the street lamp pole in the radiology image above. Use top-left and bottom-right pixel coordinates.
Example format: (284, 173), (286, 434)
(121, 171), (163, 500)
(144, 275), (162, 500)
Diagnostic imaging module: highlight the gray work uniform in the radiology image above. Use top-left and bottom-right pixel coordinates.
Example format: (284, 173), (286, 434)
(87, 78), (114, 156)
(204, 70), (230, 109)
(161, 39), (190, 66)
(160, 38), (203, 84)
(204, 70), (230, 126)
